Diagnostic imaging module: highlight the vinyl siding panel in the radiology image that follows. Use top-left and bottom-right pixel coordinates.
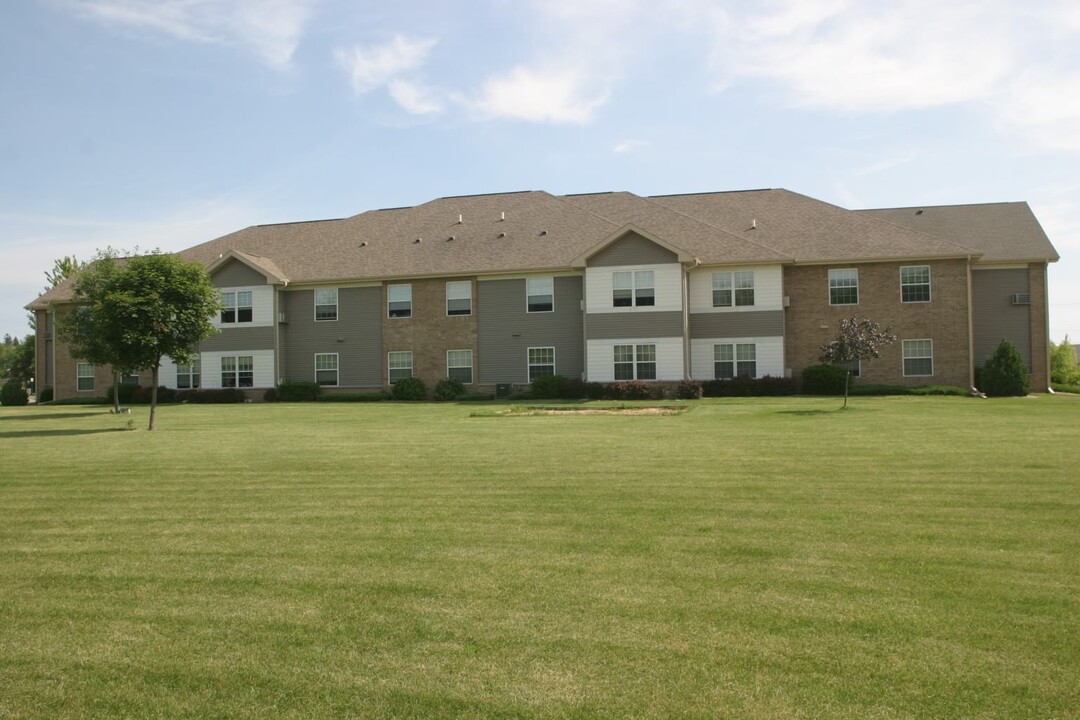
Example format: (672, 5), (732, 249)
(588, 232), (678, 267)
(689, 310), (784, 338)
(200, 349), (275, 389)
(212, 259), (269, 287)
(201, 325), (275, 352)
(585, 263), (683, 313)
(586, 337), (684, 382)
(972, 268), (1032, 368)
(280, 286), (383, 386)
(587, 311), (683, 339)
(688, 266), (784, 313)
(690, 337), (784, 380)
(477, 276), (584, 383)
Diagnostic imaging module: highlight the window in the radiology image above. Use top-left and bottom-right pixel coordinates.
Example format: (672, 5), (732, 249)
(221, 290), (253, 323)
(221, 355), (254, 388)
(76, 363), (95, 391)
(612, 270), (655, 307)
(120, 373), (139, 385)
(388, 284), (412, 318)
(903, 339), (934, 377)
(528, 347), (555, 381)
(315, 353), (339, 386)
(447, 350), (473, 384)
(176, 360), (200, 389)
(833, 359), (860, 378)
(614, 344), (656, 380)
(527, 277), (554, 312)
(712, 271), (755, 307)
(714, 343), (756, 379)
(446, 281), (472, 316)
(315, 288), (338, 321)
(388, 351), (413, 383)
(829, 269), (859, 305)
(900, 266), (931, 303)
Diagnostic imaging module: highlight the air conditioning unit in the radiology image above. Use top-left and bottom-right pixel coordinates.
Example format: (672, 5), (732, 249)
(1010, 293), (1030, 305)
(278, 312), (288, 323)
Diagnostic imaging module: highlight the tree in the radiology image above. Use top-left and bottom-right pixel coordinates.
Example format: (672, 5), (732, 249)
(980, 340), (1031, 397)
(29, 256), (85, 331)
(59, 252), (220, 430)
(1050, 336), (1080, 386)
(820, 316), (897, 408)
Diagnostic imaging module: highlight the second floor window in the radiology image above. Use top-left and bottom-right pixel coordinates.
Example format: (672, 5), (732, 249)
(527, 277), (554, 313)
(388, 284), (412, 318)
(446, 281), (472, 316)
(712, 271), (755, 307)
(613, 271), (655, 307)
(315, 288), (338, 321)
(900, 266), (931, 303)
(221, 290), (253, 323)
(829, 269), (859, 305)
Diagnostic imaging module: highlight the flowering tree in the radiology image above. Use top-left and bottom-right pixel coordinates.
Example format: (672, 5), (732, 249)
(820, 316), (896, 408)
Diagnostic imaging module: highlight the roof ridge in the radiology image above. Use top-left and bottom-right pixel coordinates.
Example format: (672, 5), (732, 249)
(649, 188), (775, 198)
(637, 193), (794, 260)
(857, 200), (1027, 212)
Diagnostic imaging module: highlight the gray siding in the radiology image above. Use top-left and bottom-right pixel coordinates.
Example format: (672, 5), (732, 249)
(478, 276), (584, 383)
(213, 259), (268, 287)
(689, 310), (785, 339)
(972, 269), (1031, 368)
(201, 326), (275, 352)
(587, 311), (683, 339)
(280, 287), (383, 386)
(588, 232), (678, 267)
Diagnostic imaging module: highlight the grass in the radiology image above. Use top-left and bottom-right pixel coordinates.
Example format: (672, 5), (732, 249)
(1, 396), (1077, 719)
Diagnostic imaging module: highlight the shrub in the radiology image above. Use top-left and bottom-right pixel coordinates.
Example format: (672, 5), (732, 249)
(849, 384), (968, 397)
(107, 382), (139, 405)
(37, 386), (54, 403)
(979, 340), (1031, 397)
(458, 392), (495, 402)
(263, 388), (279, 402)
(801, 364), (849, 395)
(277, 381), (321, 402)
(1052, 382), (1080, 394)
(391, 377), (426, 401)
(1050, 337), (1080, 385)
(701, 376), (797, 397)
(584, 382), (607, 400)
(606, 380), (651, 400)
(176, 388), (246, 403)
(530, 375), (587, 400)
(676, 381), (703, 400)
(317, 391), (392, 402)
(1, 378), (29, 406)
(434, 378), (465, 401)
(130, 386), (178, 404)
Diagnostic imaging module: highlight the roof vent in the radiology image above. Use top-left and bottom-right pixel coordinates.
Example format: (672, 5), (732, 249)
(448, 235), (455, 241)
(414, 238), (422, 244)
(539, 229), (548, 236)
(915, 209), (924, 215)
(750, 219), (756, 230)
(500, 211), (506, 221)
(497, 232), (506, 239)
(359, 241), (368, 247)
(1011, 293), (1030, 305)
(457, 214), (463, 224)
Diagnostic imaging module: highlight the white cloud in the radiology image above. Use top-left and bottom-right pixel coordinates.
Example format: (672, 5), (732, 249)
(387, 80), (443, 115)
(66, 0), (314, 69)
(471, 66), (610, 125)
(335, 35), (436, 95)
(613, 140), (648, 155)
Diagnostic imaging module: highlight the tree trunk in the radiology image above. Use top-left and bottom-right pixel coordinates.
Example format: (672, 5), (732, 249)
(112, 370), (120, 413)
(148, 364), (159, 431)
(843, 370), (850, 409)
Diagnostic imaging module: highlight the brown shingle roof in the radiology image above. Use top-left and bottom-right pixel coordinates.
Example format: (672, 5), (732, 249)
(856, 202), (1059, 263)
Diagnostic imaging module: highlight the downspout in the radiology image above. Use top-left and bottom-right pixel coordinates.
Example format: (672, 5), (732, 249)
(580, 270), (588, 382)
(683, 259), (699, 380)
(966, 255), (976, 392)
(1041, 262), (1051, 391)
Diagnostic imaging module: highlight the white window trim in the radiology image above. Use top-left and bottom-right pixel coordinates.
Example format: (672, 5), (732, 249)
(713, 342), (757, 379)
(176, 360), (200, 389)
(712, 271), (755, 308)
(220, 355), (255, 388)
(447, 349), (473, 384)
(613, 343), (657, 381)
(900, 266), (932, 303)
(221, 289), (255, 324)
(388, 351), (413, 384)
(446, 281), (472, 317)
(902, 339), (934, 377)
(526, 276), (555, 313)
(527, 346), (556, 381)
(828, 268), (859, 306)
(388, 284), (412, 319)
(612, 270), (656, 308)
(314, 288), (339, 322)
(76, 362), (95, 392)
(315, 352), (339, 387)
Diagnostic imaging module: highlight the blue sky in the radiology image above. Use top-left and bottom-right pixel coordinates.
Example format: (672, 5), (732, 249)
(3, 0), (1079, 342)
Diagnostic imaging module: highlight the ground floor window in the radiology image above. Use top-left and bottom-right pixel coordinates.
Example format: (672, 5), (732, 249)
(221, 355), (254, 388)
(315, 353), (339, 386)
(388, 351), (413, 384)
(714, 343), (756, 379)
(447, 350), (473, 384)
(903, 339), (934, 377)
(528, 347), (555, 381)
(614, 344), (656, 380)
(176, 360), (200, 389)
(120, 373), (139, 385)
(76, 362), (95, 391)
(834, 359), (860, 378)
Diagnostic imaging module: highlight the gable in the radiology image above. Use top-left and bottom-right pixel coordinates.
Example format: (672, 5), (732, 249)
(587, 231), (679, 267)
(212, 257), (272, 287)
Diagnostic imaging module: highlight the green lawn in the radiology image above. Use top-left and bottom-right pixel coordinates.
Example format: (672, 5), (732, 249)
(1, 396), (1077, 719)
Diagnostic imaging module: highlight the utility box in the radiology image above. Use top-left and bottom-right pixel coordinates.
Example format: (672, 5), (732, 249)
(495, 383), (512, 398)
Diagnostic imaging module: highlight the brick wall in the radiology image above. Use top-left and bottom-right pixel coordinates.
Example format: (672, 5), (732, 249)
(784, 259), (972, 388)
(381, 277), (478, 391)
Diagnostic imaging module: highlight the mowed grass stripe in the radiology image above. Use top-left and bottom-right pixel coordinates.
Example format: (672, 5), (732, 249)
(0, 396), (1077, 719)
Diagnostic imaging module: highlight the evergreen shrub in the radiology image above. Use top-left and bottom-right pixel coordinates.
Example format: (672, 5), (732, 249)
(433, 378), (465, 401)
(391, 377), (426, 401)
(979, 340), (1031, 397)
(1, 378), (29, 406)
(801, 364), (849, 395)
